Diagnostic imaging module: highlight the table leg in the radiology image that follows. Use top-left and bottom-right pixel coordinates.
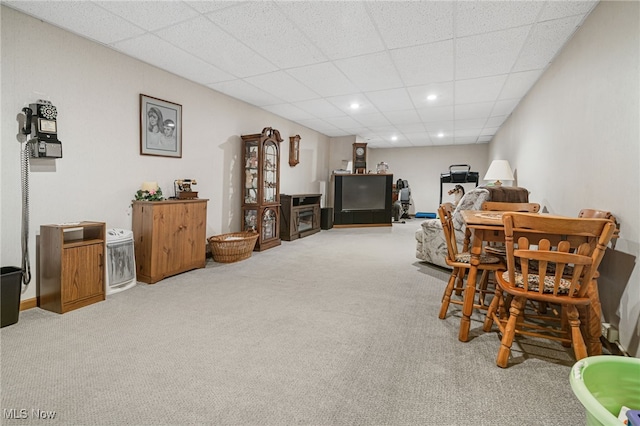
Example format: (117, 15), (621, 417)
(459, 230), (483, 342)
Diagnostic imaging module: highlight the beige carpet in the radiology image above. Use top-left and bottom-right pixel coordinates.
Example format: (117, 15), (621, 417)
(1, 220), (586, 425)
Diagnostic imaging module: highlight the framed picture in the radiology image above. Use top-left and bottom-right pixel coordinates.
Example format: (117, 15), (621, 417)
(140, 94), (182, 158)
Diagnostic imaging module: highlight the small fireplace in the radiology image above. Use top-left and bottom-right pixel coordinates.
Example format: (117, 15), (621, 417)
(280, 194), (321, 241)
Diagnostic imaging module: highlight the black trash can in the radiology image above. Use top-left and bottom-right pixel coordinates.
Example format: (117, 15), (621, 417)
(1, 267), (22, 328)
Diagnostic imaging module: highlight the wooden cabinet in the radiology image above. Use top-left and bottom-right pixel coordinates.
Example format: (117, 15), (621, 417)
(132, 199), (208, 284)
(241, 127), (282, 251)
(280, 194), (321, 241)
(39, 222), (106, 314)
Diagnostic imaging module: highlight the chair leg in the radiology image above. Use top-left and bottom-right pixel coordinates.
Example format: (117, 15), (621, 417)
(566, 305), (588, 360)
(483, 286), (501, 332)
(439, 267), (461, 319)
(478, 270), (490, 307)
(496, 296), (525, 368)
(454, 269), (466, 296)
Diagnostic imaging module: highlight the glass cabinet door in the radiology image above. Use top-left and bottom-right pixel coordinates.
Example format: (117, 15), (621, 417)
(263, 141), (278, 203)
(262, 208), (277, 240)
(244, 141), (259, 204)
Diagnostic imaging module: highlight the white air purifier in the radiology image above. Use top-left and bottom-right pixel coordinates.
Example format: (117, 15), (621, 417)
(105, 228), (137, 295)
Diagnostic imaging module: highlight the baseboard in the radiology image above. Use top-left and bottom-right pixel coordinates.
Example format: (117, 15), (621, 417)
(20, 297), (38, 311)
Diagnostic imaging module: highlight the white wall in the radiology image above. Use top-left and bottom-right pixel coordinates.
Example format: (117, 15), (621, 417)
(369, 144), (489, 214)
(490, 1), (640, 356)
(0, 7), (331, 302)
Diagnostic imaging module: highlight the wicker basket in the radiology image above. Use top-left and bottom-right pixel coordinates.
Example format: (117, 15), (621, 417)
(207, 231), (259, 263)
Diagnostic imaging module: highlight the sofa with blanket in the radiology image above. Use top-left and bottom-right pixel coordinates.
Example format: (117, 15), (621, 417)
(415, 186), (529, 268)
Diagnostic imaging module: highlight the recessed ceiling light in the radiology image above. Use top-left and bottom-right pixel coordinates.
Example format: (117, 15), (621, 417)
(427, 94), (438, 101)
(391, 136), (398, 141)
(437, 132), (444, 138)
(350, 103), (360, 110)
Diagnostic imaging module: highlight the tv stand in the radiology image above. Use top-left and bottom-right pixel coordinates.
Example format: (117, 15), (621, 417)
(332, 174), (393, 227)
(280, 194), (321, 241)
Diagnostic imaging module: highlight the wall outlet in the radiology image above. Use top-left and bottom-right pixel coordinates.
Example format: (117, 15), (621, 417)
(601, 322), (619, 343)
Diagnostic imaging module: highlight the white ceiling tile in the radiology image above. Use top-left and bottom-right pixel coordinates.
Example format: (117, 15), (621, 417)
(154, 16), (276, 79)
(335, 52), (404, 92)
(454, 136), (479, 145)
(455, 1), (544, 37)
(297, 118), (342, 135)
(208, 79), (284, 107)
(455, 75), (507, 104)
(292, 99), (345, 119)
(417, 106), (454, 123)
(382, 110), (423, 126)
(325, 94), (378, 115)
(538, 1), (598, 21)
(491, 99), (520, 117)
(112, 33), (231, 85)
(96, 1), (200, 31)
(261, 104), (316, 121)
(512, 16), (584, 72)
(455, 102), (494, 121)
(5, 1), (145, 44)
(485, 115), (508, 128)
(244, 72), (319, 103)
(456, 26), (531, 80)
(367, 2), (453, 49)
(277, 2), (384, 60)
(395, 123), (427, 134)
(404, 132), (433, 145)
(286, 63), (360, 97)
(478, 135), (493, 143)
(407, 82), (455, 108)
(185, 1), (243, 14)
(425, 120), (454, 133)
(207, 2), (327, 69)
(391, 40), (454, 86)
(354, 113), (392, 127)
(498, 70), (543, 100)
(454, 128), (482, 138)
(480, 127), (499, 136)
(365, 88), (414, 112)
(323, 116), (362, 130)
(431, 134), (454, 145)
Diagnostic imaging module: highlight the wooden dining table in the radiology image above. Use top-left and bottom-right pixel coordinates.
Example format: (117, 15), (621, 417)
(458, 210), (603, 356)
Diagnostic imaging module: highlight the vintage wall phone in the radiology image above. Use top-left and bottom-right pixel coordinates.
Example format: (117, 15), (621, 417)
(22, 99), (62, 158)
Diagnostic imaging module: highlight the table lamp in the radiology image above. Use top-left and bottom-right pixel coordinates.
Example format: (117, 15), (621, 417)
(484, 160), (514, 187)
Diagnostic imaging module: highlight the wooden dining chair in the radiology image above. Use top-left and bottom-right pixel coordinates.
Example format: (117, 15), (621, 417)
(437, 203), (504, 320)
(483, 212), (616, 368)
(481, 201), (540, 213)
(578, 208), (620, 249)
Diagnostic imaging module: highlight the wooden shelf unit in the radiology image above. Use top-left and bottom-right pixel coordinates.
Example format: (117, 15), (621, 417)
(132, 199), (208, 284)
(280, 194), (321, 241)
(39, 221), (106, 314)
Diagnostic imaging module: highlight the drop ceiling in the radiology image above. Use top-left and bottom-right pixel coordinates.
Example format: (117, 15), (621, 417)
(4, 0), (598, 148)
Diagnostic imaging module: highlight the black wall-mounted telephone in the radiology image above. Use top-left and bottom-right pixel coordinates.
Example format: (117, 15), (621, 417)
(23, 100), (62, 158)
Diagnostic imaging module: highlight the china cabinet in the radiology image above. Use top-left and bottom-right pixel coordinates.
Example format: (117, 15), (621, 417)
(241, 127), (282, 251)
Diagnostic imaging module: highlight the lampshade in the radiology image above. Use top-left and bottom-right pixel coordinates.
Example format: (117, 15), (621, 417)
(484, 160), (514, 186)
(141, 181), (158, 192)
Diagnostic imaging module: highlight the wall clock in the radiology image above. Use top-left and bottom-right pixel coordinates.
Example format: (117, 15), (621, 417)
(353, 142), (367, 174)
(289, 135), (300, 167)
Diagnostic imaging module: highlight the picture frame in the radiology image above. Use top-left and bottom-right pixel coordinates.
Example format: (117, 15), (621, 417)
(140, 94), (182, 158)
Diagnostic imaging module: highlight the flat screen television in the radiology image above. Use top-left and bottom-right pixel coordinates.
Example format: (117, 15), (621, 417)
(333, 174), (393, 225)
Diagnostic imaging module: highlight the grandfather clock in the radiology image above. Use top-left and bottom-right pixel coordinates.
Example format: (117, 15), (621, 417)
(353, 142), (367, 174)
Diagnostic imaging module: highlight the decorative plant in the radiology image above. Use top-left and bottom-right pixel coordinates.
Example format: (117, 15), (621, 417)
(135, 187), (164, 201)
